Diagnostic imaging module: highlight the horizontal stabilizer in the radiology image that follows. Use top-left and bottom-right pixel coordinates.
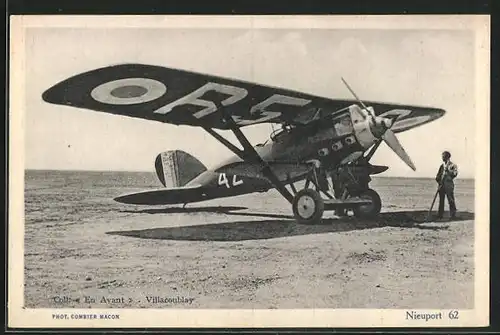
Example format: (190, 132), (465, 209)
(215, 161), (311, 183)
(114, 185), (204, 205)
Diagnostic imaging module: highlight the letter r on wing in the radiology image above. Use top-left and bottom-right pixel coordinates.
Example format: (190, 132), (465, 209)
(154, 82), (248, 119)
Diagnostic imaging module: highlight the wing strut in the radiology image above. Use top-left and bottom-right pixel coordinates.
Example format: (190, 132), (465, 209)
(203, 106), (295, 204)
(203, 127), (246, 159)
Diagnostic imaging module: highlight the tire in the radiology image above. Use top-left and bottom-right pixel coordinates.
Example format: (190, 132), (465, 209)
(292, 188), (324, 225)
(353, 189), (381, 219)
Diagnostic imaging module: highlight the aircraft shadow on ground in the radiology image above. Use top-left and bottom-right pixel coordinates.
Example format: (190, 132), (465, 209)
(119, 206), (248, 214)
(107, 210), (474, 242)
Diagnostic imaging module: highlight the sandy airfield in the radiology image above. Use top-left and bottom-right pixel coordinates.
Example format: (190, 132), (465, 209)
(23, 170), (475, 309)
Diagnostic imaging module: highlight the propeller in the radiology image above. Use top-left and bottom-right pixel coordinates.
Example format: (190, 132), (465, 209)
(341, 77), (416, 171)
(341, 77), (375, 119)
(381, 128), (416, 170)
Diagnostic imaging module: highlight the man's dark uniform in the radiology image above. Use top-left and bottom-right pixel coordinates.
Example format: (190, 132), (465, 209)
(435, 153), (458, 218)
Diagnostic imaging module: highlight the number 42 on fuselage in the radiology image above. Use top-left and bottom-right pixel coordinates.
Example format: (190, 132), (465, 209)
(42, 64), (445, 224)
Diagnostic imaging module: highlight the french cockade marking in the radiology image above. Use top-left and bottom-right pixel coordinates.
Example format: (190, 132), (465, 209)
(91, 78), (168, 105)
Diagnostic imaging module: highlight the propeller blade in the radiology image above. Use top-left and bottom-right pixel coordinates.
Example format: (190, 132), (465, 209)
(382, 129), (416, 171)
(341, 77), (374, 117)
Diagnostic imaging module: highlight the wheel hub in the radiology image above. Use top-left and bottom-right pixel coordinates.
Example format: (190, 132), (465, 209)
(297, 195), (316, 219)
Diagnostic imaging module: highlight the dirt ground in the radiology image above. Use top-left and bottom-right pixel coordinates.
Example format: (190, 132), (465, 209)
(24, 172), (475, 309)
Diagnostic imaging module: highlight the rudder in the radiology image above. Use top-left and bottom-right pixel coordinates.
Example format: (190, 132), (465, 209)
(155, 150), (207, 188)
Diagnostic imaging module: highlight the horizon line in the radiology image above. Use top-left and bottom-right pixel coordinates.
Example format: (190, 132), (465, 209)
(24, 168), (476, 180)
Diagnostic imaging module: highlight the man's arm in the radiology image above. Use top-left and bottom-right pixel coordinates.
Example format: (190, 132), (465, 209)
(447, 163), (458, 179)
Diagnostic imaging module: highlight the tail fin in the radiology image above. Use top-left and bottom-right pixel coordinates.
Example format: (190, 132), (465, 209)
(155, 150), (207, 188)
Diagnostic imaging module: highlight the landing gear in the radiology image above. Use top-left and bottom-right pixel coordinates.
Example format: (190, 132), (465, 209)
(292, 188), (324, 225)
(353, 188), (381, 219)
(287, 161), (384, 224)
(204, 106), (383, 226)
(330, 162), (383, 219)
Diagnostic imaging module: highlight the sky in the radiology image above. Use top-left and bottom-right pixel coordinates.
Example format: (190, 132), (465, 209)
(23, 24), (477, 178)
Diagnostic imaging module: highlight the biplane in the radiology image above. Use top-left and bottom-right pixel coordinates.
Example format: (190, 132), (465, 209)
(42, 64), (445, 224)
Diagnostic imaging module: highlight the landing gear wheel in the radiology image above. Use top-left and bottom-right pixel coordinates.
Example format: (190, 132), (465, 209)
(292, 188), (324, 225)
(353, 189), (381, 219)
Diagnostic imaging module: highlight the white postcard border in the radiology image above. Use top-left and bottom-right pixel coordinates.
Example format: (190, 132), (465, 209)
(8, 14), (491, 328)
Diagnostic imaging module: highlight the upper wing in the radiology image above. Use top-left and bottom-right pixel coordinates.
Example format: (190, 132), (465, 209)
(42, 63), (445, 131)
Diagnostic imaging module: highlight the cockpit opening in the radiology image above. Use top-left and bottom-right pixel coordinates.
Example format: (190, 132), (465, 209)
(270, 124), (294, 142)
(255, 124), (295, 147)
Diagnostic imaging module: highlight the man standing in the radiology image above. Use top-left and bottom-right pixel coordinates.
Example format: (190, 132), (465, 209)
(435, 151), (458, 219)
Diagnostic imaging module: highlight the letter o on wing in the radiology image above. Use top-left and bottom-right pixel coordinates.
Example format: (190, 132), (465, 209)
(91, 78), (167, 105)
